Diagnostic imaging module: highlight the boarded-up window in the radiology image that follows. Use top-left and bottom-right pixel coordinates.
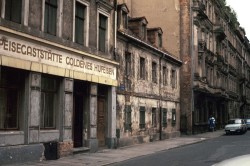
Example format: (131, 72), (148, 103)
(5, 0), (22, 23)
(99, 14), (107, 52)
(75, 1), (85, 44)
(44, 0), (57, 35)
(139, 107), (145, 129)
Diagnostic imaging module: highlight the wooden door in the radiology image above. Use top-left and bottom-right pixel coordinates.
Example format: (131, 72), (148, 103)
(97, 98), (106, 146)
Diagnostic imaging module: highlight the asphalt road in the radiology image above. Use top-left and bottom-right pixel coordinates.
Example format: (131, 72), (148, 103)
(109, 131), (250, 166)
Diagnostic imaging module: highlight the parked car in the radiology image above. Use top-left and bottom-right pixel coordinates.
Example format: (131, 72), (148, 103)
(224, 118), (247, 135)
(245, 119), (250, 129)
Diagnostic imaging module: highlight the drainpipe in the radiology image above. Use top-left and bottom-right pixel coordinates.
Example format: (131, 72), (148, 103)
(190, 0), (194, 134)
(114, 0), (117, 60)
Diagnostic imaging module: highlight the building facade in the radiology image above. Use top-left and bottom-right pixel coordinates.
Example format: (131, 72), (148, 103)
(122, 0), (250, 134)
(0, 0), (117, 164)
(115, 3), (182, 147)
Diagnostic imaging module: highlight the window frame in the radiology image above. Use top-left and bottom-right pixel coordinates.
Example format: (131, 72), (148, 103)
(139, 106), (145, 129)
(163, 66), (168, 86)
(97, 9), (110, 53)
(0, 67), (24, 131)
(40, 75), (58, 129)
(152, 61), (157, 83)
(171, 69), (177, 88)
(4, 0), (22, 24)
(44, 0), (58, 36)
(152, 108), (157, 128)
(124, 105), (132, 131)
(73, 0), (89, 46)
(162, 108), (167, 128)
(139, 57), (146, 80)
(172, 109), (176, 126)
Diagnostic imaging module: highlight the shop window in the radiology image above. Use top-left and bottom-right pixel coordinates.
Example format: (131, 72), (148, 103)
(75, 1), (86, 45)
(44, 0), (57, 35)
(99, 14), (107, 52)
(140, 57), (146, 80)
(162, 108), (167, 127)
(163, 66), (168, 86)
(139, 106), (145, 129)
(40, 75), (58, 129)
(152, 108), (157, 127)
(0, 67), (24, 130)
(124, 105), (132, 131)
(5, 0), (22, 23)
(172, 109), (176, 125)
(152, 62), (157, 83)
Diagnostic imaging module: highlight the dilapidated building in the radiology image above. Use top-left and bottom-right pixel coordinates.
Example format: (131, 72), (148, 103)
(115, 3), (182, 147)
(122, 0), (250, 134)
(0, 0), (118, 164)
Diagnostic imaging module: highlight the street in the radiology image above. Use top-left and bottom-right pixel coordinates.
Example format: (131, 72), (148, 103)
(109, 131), (250, 166)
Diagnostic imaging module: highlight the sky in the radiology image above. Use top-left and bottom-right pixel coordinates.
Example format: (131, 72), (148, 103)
(226, 0), (250, 38)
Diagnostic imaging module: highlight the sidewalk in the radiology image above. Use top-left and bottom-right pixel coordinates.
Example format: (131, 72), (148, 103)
(11, 130), (224, 166)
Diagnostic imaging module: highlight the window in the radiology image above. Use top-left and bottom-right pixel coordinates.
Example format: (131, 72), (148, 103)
(99, 14), (107, 52)
(122, 11), (128, 29)
(163, 66), (168, 86)
(44, 0), (57, 35)
(158, 33), (162, 48)
(40, 75), (58, 129)
(5, 0), (22, 23)
(152, 62), (157, 83)
(162, 108), (167, 127)
(140, 57), (146, 80)
(141, 23), (146, 40)
(75, 1), (86, 44)
(152, 108), (157, 127)
(172, 109), (176, 125)
(139, 107), (145, 129)
(124, 105), (132, 131)
(171, 69), (176, 88)
(125, 52), (131, 76)
(0, 67), (24, 130)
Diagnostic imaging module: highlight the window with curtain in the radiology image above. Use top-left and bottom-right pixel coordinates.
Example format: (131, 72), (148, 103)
(40, 75), (58, 129)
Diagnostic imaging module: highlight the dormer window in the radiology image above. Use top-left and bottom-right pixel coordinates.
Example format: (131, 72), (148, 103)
(117, 4), (129, 30)
(122, 11), (128, 29)
(158, 33), (162, 48)
(147, 27), (163, 48)
(141, 23), (147, 40)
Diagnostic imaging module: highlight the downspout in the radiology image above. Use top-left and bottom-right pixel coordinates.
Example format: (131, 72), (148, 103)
(190, 0), (194, 134)
(114, 0), (117, 60)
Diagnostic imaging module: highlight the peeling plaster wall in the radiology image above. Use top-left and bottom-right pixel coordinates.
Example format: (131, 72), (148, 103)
(116, 37), (180, 147)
